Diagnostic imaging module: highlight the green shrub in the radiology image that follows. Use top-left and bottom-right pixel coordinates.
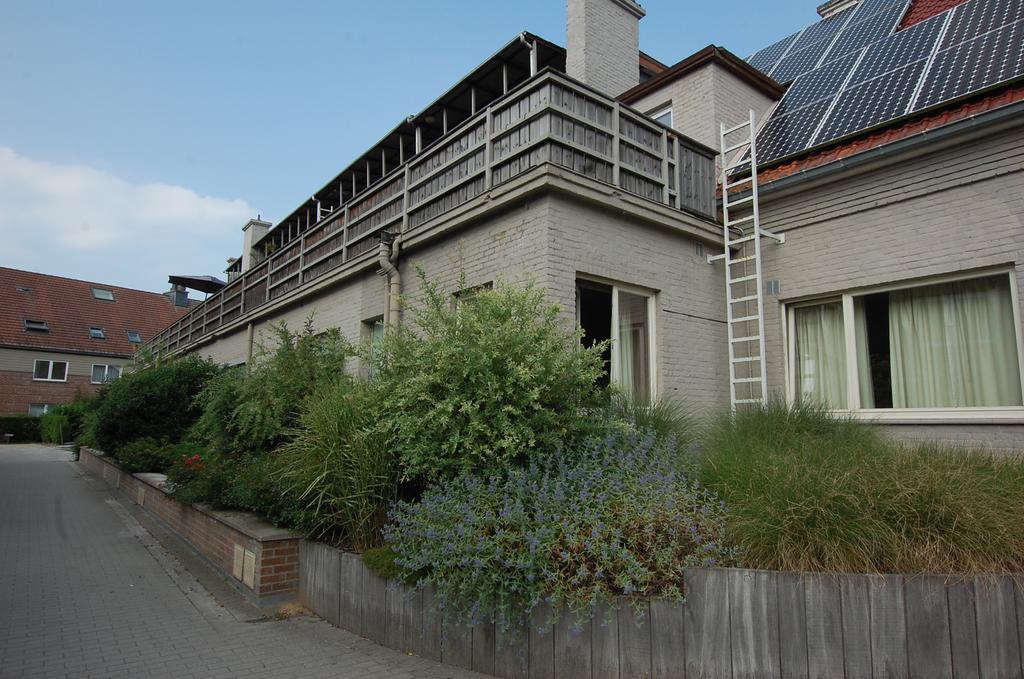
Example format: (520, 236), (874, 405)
(362, 546), (404, 581)
(0, 415), (40, 442)
(370, 272), (606, 482)
(274, 381), (396, 548)
(85, 355), (220, 454)
(701, 401), (1024, 574)
(39, 399), (95, 444)
(386, 429), (733, 631)
(116, 437), (177, 473)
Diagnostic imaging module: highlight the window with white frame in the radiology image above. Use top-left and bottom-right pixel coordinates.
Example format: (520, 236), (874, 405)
(91, 364), (122, 384)
(28, 404), (54, 416)
(577, 279), (656, 404)
(33, 360), (68, 382)
(788, 272), (1023, 411)
(649, 105), (673, 128)
(91, 287), (115, 301)
(362, 318), (385, 380)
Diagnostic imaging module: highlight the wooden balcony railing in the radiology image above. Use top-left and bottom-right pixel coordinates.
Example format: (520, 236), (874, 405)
(149, 69), (717, 356)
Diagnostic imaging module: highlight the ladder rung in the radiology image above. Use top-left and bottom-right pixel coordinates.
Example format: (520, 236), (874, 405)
(724, 195), (754, 208)
(734, 398), (762, 404)
(733, 377), (763, 384)
(723, 177), (752, 191)
(723, 141), (750, 154)
(725, 161), (752, 172)
(729, 234), (756, 245)
(728, 255), (757, 264)
(732, 356), (759, 363)
(731, 335), (761, 343)
(725, 215), (755, 227)
(729, 274), (758, 283)
(733, 314), (759, 323)
(730, 294), (758, 303)
(707, 253), (726, 263)
(723, 120), (752, 135)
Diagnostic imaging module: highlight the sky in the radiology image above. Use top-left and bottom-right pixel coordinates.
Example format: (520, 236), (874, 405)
(0, 0), (814, 293)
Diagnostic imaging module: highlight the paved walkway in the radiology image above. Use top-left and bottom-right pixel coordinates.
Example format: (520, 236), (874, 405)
(0, 444), (480, 679)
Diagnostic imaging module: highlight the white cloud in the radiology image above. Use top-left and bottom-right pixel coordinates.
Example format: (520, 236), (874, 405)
(0, 147), (255, 291)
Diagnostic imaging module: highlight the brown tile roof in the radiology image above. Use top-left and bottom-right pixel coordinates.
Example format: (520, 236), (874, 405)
(0, 267), (192, 357)
(900, 0), (964, 28)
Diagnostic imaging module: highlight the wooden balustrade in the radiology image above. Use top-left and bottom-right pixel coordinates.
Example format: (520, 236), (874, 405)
(149, 69), (717, 356)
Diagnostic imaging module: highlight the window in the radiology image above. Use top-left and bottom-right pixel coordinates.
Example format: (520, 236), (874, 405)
(91, 288), (115, 301)
(28, 404), (53, 417)
(89, 327), (105, 340)
(362, 318), (385, 380)
(577, 279), (656, 404)
(126, 330), (143, 344)
(788, 272), (1024, 413)
(23, 319), (49, 332)
(650, 106), (673, 128)
(33, 360), (68, 382)
(91, 364), (122, 384)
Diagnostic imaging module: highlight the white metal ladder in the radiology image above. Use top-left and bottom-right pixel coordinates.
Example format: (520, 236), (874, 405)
(707, 109), (784, 409)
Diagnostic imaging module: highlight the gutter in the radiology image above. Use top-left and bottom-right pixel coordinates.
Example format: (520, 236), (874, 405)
(377, 233), (402, 326)
(759, 98), (1024, 198)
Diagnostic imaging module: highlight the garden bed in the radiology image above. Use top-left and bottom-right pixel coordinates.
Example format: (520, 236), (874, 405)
(301, 539), (1024, 679)
(78, 446), (300, 605)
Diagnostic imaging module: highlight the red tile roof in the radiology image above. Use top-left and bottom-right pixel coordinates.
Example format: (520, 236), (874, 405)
(759, 82), (1024, 185)
(900, 0), (964, 28)
(0, 267), (192, 357)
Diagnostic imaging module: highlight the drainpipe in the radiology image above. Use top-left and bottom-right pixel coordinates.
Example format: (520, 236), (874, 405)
(378, 232), (402, 326)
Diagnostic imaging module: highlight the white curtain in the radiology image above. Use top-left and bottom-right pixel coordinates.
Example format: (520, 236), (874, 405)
(794, 302), (847, 408)
(854, 300), (875, 408)
(889, 275), (1022, 407)
(617, 291), (649, 404)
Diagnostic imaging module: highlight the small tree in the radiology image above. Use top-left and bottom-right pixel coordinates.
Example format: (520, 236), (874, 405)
(369, 271), (606, 482)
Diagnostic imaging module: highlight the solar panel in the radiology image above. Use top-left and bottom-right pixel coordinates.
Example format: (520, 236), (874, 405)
(941, 0), (1024, 49)
(757, 99), (835, 163)
(816, 60), (928, 142)
(826, 3), (907, 59)
(772, 41), (836, 83)
(916, 18), (1024, 110)
(779, 50), (862, 110)
(747, 0), (1024, 166)
(790, 10), (855, 53)
(749, 33), (801, 73)
(851, 13), (944, 82)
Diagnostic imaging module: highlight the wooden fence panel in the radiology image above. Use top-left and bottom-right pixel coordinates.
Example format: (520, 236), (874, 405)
(650, 598), (685, 679)
(905, 576), (953, 679)
(684, 568), (731, 679)
(805, 575), (844, 679)
(840, 577), (872, 679)
(974, 577), (1022, 679)
(947, 579), (982, 679)
(869, 575), (909, 679)
(553, 610), (592, 679)
(618, 599), (652, 679)
(528, 602), (555, 679)
(729, 568), (781, 679)
(777, 572), (809, 679)
(591, 601), (619, 679)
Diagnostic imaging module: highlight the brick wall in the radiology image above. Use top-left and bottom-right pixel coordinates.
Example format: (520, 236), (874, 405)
(566, 0), (643, 97)
(757, 117), (1024, 450)
(78, 447), (300, 603)
(0, 370), (98, 415)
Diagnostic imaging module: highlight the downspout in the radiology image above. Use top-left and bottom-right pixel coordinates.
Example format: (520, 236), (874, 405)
(378, 234), (402, 326)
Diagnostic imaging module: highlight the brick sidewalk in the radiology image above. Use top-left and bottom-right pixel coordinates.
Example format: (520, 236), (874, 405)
(0, 445), (481, 679)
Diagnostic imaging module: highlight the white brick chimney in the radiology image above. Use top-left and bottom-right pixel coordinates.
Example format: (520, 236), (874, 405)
(241, 218), (271, 272)
(566, 0), (645, 97)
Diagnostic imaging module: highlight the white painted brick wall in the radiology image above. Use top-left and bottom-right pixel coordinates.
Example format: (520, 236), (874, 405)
(566, 0), (642, 97)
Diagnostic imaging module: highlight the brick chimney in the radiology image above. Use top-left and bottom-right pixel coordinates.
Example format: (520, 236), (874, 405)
(241, 218), (271, 272)
(566, 0), (645, 97)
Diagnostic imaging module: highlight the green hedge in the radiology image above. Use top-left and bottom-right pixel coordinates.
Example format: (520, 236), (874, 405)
(0, 416), (41, 443)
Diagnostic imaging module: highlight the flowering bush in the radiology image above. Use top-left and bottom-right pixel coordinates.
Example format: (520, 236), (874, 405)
(385, 428), (734, 631)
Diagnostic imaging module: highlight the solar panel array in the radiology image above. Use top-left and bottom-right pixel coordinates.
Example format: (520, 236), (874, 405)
(745, 0), (1024, 166)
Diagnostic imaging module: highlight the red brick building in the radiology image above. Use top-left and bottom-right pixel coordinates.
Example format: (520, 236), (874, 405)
(0, 268), (192, 415)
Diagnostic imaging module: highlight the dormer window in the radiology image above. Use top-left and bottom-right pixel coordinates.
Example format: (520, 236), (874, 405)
(89, 327), (106, 340)
(126, 330), (142, 344)
(23, 319), (49, 332)
(91, 288), (115, 301)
